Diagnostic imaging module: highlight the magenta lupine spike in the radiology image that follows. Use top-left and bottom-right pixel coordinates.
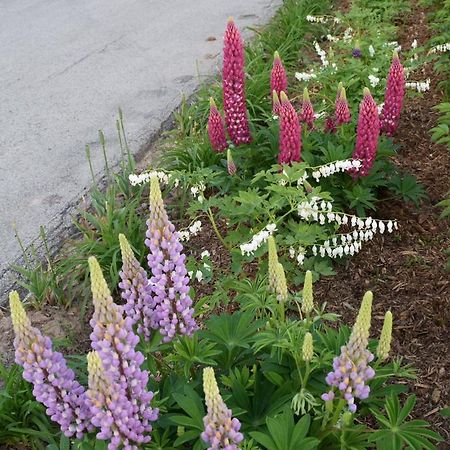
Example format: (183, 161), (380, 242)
(9, 291), (92, 439)
(88, 257), (158, 448)
(202, 367), (244, 450)
(208, 98), (228, 152)
(324, 116), (337, 134)
(351, 88), (380, 177)
(299, 87), (315, 129)
(271, 51), (288, 104)
(118, 234), (157, 341)
(223, 17), (252, 146)
(145, 175), (197, 342)
(227, 148), (237, 175)
(335, 83), (351, 125)
(322, 292), (375, 413)
(272, 90), (282, 116)
(278, 91), (301, 165)
(380, 51), (405, 136)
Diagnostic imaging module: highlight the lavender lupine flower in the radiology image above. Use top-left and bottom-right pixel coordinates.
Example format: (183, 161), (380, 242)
(145, 174), (197, 342)
(352, 41), (362, 58)
(118, 233), (156, 341)
(335, 82), (351, 126)
(380, 51), (405, 136)
(272, 90), (282, 116)
(299, 87), (315, 129)
(202, 367), (244, 450)
(322, 291), (375, 413)
(227, 148), (237, 175)
(88, 257), (158, 448)
(208, 98), (228, 152)
(223, 17), (252, 146)
(9, 291), (92, 439)
(271, 51), (288, 103)
(351, 88), (380, 177)
(278, 91), (301, 165)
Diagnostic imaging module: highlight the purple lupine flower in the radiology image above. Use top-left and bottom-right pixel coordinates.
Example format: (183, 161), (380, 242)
(278, 91), (301, 164)
(299, 87), (315, 129)
(208, 98), (228, 152)
(145, 175), (197, 342)
(9, 291), (92, 439)
(322, 292), (375, 413)
(271, 51), (288, 102)
(202, 367), (244, 450)
(88, 257), (158, 449)
(223, 17), (252, 146)
(380, 51), (405, 136)
(335, 82), (351, 126)
(352, 41), (362, 58)
(118, 233), (157, 341)
(351, 88), (380, 177)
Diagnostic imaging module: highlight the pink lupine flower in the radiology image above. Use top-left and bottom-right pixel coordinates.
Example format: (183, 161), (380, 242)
(324, 116), (337, 134)
(335, 82), (351, 125)
(271, 51), (287, 101)
(351, 88), (380, 177)
(223, 17), (252, 146)
(208, 98), (228, 152)
(278, 91), (301, 165)
(380, 51), (405, 136)
(299, 87), (315, 129)
(272, 90), (282, 116)
(227, 149), (237, 175)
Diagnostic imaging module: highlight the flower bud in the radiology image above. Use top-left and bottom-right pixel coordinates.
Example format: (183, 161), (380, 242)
(301, 270), (314, 314)
(376, 311), (393, 361)
(302, 332), (313, 362)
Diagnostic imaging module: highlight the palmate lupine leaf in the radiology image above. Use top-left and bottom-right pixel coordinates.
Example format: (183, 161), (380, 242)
(369, 395), (443, 449)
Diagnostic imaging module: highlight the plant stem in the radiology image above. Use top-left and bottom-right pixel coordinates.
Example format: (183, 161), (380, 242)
(207, 207), (231, 251)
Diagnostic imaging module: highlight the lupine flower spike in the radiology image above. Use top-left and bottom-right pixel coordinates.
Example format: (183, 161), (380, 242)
(88, 257), (158, 449)
(208, 98), (228, 152)
(322, 291), (376, 412)
(278, 91), (301, 164)
(267, 235), (279, 293)
(335, 82), (351, 125)
(302, 332), (314, 362)
(9, 291), (92, 439)
(223, 17), (252, 146)
(376, 311), (393, 361)
(275, 262), (288, 302)
(324, 116), (337, 134)
(227, 148), (237, 175)
(202, 367), (244, 450)
(302, 270), (314, 315)
(118, 233), (156, 341)
(352, 41), (362, 58)
(146, 175), (197, 342)
(299, 87), (315, 129)
(351, 88), (380, 177)
(271, 51), (288, 101)
(380, 51), (405, 136)
(272, 90), (282, 116)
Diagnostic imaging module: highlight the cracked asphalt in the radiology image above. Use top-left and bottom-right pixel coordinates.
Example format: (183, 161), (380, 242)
(0, 0), (281, 303)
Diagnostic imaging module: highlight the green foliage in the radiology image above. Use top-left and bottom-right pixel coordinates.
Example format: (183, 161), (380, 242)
(431, 103), (450, 149)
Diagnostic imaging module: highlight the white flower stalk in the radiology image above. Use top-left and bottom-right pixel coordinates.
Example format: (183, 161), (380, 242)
(295, 72), (317, 82)
(309, 159), (361, 182)
(190, 182), (206, 203)
(343, 27), (353, 43)
(306, 15), (327, 23)
(178, 220), (202, 242)
(411, 39), (418, 49)
(288, 246), (306, 265)
(368, 45), (375, 57)
(327, 34), (339, 42)
(429, 43), (450, 54)
(368, 75), (380, 88)
(314, 41), (329, 67)
(129, 170), (170, 186)
(405, 79), (430, 92)
(240, 224), (277, 256)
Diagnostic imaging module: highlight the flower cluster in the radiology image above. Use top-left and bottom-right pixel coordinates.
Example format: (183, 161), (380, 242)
(240, 223), (277, 256)
(368, 74), (380, 87)
(310, 159), (361, 182)
(271, 51), (288, 101)
(208, 98), (228, 152)
(275, 262), (288, 302)
(288, 245), (306, 266)
(145, 175), (197, 341)
(223, 18), (252, 146)
(351, 88), (380, 177)
(299, 88), (315, 129)
(368, 45), (375, 57)
(314, 41), (329, 67)
(322, 292), (375, 412)
(202, 367), (244, 450)
(129, 170), (171, 187)
(88, 256), (158, 448)
(178, 220), (202, 242)
(267, 236), (278, 293)
(429, 42), (450, 53)
(335, 83), (351, 126)
(306, 15), (340, 24)
(301, 270), (314, 315)
(376, 311), (393, 361)
(302, 333), (314, 362)
(9, 291), (92, 439)
(405, 79), (430, 92)
(380, 51), (405, 136)
(278, 91), (302, 164)
(295, 71), (317, 82)
(118, 233), (156, 341)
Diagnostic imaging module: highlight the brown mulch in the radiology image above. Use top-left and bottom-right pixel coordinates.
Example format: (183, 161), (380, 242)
(315, 1), (450, 445)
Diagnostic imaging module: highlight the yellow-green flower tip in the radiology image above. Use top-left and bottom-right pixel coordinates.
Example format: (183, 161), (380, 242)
(9, 291), (30, 334)
(363, 87), (371, 97)
(88, 256), (115, 319)
(355, 290), (373, 334)
(149, 173), (163, 204)
(274, 50), (280, 61)
(302, 332), (313, 362)
(272, 90), (280, 104)
(227, 16), (234, 24)
(303, 87), (310, 102)
(377, 310), (393, 361)
(393, 49), (399, 60)
(279, 91), (289, 104)
(267, 236), (278, 292)
(87, 350), (102, 375)
(209, 97), (217, 108)
(275, 262), (288, 302)
(203, 367), (220, 401)
(118, 233), (134, 262)
(301, 270), (314, 314)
